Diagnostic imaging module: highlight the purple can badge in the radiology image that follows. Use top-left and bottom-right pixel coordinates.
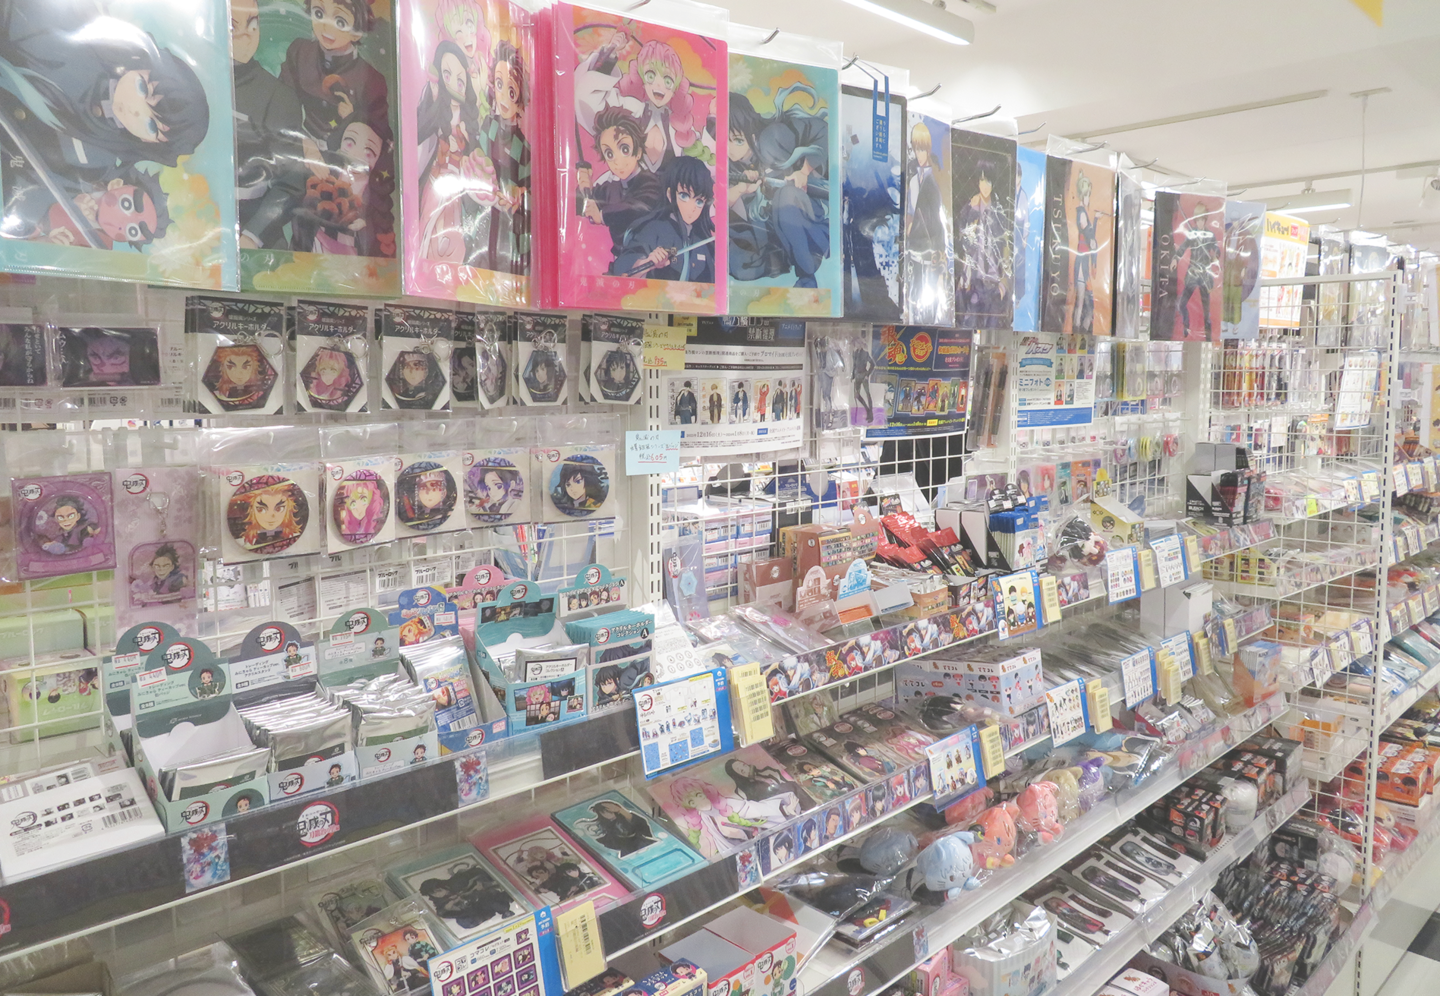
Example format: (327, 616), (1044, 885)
(12, 472), (116, 579)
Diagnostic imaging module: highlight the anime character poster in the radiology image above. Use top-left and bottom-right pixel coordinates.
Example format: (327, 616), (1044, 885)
(550, 4), (726, 314)
(726, 49), (841, 317)
(0, 0), (237, 289)
(231, 0), (400, 295)
(840, 83), (905, 321)
(1150, 190), (1223, 342)
(645, 745), (811, 859)
(902, 109), (953, 327)
(1012, 146), (1046, 333)
(951, 129), (1015, 331)
(1222, 199), (1265, 340)
(397, 0), (534, 305)
(1112, 170), (1144, 339)
(1041, 157), (1115, 336)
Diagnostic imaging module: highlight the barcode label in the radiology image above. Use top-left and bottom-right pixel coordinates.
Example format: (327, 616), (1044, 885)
(375, 566), (404, 592)
(102, 807), (145, 829)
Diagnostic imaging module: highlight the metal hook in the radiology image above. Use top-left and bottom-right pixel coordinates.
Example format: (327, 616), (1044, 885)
(1017, 121), (1046, 136)
(626, 0), (649, 8)
(1227, 187), (1249, 196)
(1071, 140), (1108, 154)
(841, 55), (860, 70)
(1131, 157), (1160, 170)
(954, 104), (1001, 125)
(759, 28), (780, 44)
(913, 84), (942, 100)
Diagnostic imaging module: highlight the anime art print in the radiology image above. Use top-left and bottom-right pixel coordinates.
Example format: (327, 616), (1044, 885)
(1012, 146), (1046, 333)
(294, 300), (370, 413)
(328, 456), (395, 549)
(1041, 157), (1115, 336)
(0, 0), (237, 289)
(182, 825), (231, 893)
(0, 324), (45, 387)
(1222, 199), (1264, 340)
(471, 816), (626, 913)
(536, 446), (614, 521)
(512, 312), (567, 406)
(379, 304), (453, 410)
(903, 109), (953, 327)
(464, 447), (528, 523)
(552, 789), (704, 890)
(187, 296), (286, 415)
(951, 129), (1015, 330)
(840, 83), (906, 321)
(1151, 191), (1224, 342)
(218, 464), (322, 562)
(388, 844), (530, 941)
(399, 0), (534, 305)
(115, 466), (200, 631)
(57, 326), (162, 388)
(552, 4), (726, 314)
(1112, 171), (1144, 339)
(11, 472), (116, 580)
(232, 0), (401, 295)
(349, 904), (445, 995)
(727, 52), (841, 317)
(396, 451), (464, 536)
(766, 737), (859, 803)
(645, 745), (811, 859)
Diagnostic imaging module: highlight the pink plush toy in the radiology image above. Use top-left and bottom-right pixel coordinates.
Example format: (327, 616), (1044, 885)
(968, 801), (1020, 869)
(1016, 781), (1064, 844)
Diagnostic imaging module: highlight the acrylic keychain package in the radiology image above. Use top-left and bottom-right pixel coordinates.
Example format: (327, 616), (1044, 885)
(187, 297), (287, 415)
(232, 0), (401, 296)
(208, 427), (324, 564)
(450, 311), (478, 409)
(0, 0), (239, 290)
(840, 66), (907, 321)
(324, 425), (398, 552)
(475, 312), (512, 409)
(726, 25), (843, 318)
(535, 443), (617, 522)
(465, 421), (533, 525)
(347, 898), (448, 995)
(513, 312), (568, 406)
(540, 0), (728, 314)
(111, 433), (203, 633)
(397, 0), (536, 306)
(293, 301), (372, 414)
(378, 304), (454, 411)
(0, 311), (47, 390)
(587, 314), (644, 405)
(903, 96), (955, 327)
(396, 420), (468, 538)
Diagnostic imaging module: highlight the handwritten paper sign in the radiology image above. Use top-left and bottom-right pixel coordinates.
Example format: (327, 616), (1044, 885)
(626, 430), (682, 475)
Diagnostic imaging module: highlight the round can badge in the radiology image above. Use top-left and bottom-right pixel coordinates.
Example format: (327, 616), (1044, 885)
(548, 453), (610, 518)
(17, 482), (111, 566)
(331, 469), (391, 545)
(466, 458), (525, 523)
(227, 475), (310, 555)
(396, 460), (457, 532)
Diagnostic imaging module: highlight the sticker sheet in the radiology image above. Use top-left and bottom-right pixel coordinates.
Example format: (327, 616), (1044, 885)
(234, 0), (400, 295)
(294, 301), (371, 413)
(327, 455), (396, 551)
(550, 3), (727, 314)
(115, 466), (200, 631)
(380, 304), (453, 410)
(216, 462), (323, 563)
(535, 445), (615, 522)
(188, 297), (287, 415)
(0, 0), (238, 289)
(398, 0), (534, 305)
(726, 52), (841, 317)
(395, 451), (465, 537)
(11, 472), (116, 580)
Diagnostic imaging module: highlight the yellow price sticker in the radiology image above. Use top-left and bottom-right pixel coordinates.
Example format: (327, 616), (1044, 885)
(1222, 618), (1239, 652)
(728, 662), (775, 746)
(1158, 659), (1183, 704)
(1305, 496), (1320, 517)
(554, 901), (607, 990)
(1039, 575), (1062, 624)
(1193, 632), (1214, 675)
(977, 724), (1005, 778)
(1138, 549), (1157, 590)
(1183, 535), (1202, 573)
(1086, 679), (1112, 733)
(642, 323), (688, 370)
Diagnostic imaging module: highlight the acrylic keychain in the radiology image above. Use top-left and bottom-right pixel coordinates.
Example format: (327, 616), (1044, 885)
(293, 301), (371, 414)
(588, 314), (643, 405)
(475, 312), (511, 410)
(379, 305), (453, 411)
(11, 472), (116, 580)
(187, 296), (287, 415)
(513, 312), (567, 406)
(114, 466), (201, 632)
(450, 311), (478, 409)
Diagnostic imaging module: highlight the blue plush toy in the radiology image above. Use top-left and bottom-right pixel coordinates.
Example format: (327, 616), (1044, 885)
(916, 832), (981, 898)
(858, 826), (918, 875)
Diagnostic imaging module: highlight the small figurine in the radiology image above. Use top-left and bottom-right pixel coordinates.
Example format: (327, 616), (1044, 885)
(968, 802), (1019, 870)
(1015, 781), (1064, 844)
(858, 827), (917, 876)
(916, 832), (980, 899)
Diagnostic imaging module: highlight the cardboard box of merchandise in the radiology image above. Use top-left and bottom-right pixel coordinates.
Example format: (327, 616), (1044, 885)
(704, 907), (799, 996)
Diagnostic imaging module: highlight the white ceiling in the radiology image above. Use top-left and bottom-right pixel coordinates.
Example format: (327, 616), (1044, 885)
(712, 0), (1440, 251)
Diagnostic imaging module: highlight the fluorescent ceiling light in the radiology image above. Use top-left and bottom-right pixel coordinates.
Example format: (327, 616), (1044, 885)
(1074, 90), (1328, 141)
(1271, 188), (1353, 214)
(834, 0), (973, 45)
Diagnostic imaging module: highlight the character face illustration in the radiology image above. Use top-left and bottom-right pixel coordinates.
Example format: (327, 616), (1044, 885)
(232, 0), (261, 63)
(493, 60), (521, 120)
(419, 477), (446, 509)
(112, 70), (168, 144)
(338, 122), (383, 174)
(345, 486), (372, 521)
(85, 337), (130, 379)
(150, 551), (175, 579)
(314, 349), (346, 384)
(483, 470), (508, 504)
(254, 491), (290, 531)
(564, 472), (586, 502)
(96, 185), (160, 244)
(222, 349), (261, 389)
(674, 185), (708, 226)
(310, 0), (363, 54)
(642, 62), (676, 108)
(978, 171), (993, 200)
(236, 796), (251, 812)
(440, 50), (467, 102)
(599, 127), (642, 181)
(727, 126), (751, 163)
(54, 501), (81, 532)
(402, 354), (430, 387)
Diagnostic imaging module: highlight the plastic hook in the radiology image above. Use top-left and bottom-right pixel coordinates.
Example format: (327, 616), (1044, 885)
(759, 28), (780, 44)
(954, 104), (1001, 125)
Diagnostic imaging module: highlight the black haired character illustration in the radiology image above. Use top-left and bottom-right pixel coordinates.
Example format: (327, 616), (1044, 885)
(549, 456), (609, 517)
(673, 379), (697, 424)
(38, 495), (101, 557)
(396, 462), (457, 532)
(477, 337), (507, 405)
(579, 798), (657, 857)
(521, 342), (564, 402)
(419, 864), (520, 931)
(726, 87), (830, 289)
(59, 327), (161, 388)
(231, 0), (306, 251)
(386, 349), (446, 408)
(578, 105), (663, 265)
(594, 346), (639, 401)
(417, 38), (482, 264)
(956, 156), (1010, 327)
(593, 664), (624, 707)
(471, 38), (530, 275)
(611, 155), (714, 282)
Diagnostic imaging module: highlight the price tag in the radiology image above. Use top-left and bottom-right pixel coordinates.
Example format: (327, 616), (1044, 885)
(1222, 618), (1239, 653)
(977, 724), (1005, 779)
(1352, 621), (1373, 656)
(1121, 649), (1156, 708)
(1106, 547), (1140, 603)
(1426, 586), (1440, 618)
(1305, 496), (1320, 517)
(1045, 680), (1087, 746)
(1183, 534), (1203, 572)
(1362, 470), (1381, 500)
(1138, 549), (1158, 590)
(1193, 632), (1215, 675)
(1158, 658), (1183, 704)
(728, 663), (775, 746)
(1086, 679), (1112, 733)
(554, 901), (607, 990)
(1411, 462), (1426, 492)
(1152, 535), (1187, 587)
(1038, 574), (1062, 624)
(1327, 632), (1353, 672)
(1395, 463), (1409, 495)
(1163, 633), (1195, 681)
(642, 322), (688, 370)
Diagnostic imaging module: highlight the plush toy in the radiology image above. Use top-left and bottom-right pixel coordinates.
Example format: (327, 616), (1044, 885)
(916, 832), (980, 898)
(1047, 768), (1081, 822)
(1015, 781), (1064, 844)
(969, 802), (1020, 870)
(942, 785), (995, 827)
(859, 826), (918, 876)
(1075, 758), (1106, 814)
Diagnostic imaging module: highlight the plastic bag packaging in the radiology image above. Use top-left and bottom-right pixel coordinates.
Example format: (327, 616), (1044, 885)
(293, 301), (374, 415)
(323, 423), (400, 552)
(952, 128), (1018, 332)
(204, 426), (325, 565)
(463, 416), (532, 527)
(953, 905), (1056, 996)
(903, 96), (956, 328)
(838, 61), (907, 322)
(227, 915), (335, 983)
(3, 430), (115, 584)
(260, 954), (382, 996)
(345, 897), (448, 995)
(1150, 181), (1227, 343)
(188, 297), (288, 416)
(1111, 161), (1145, 339)
(118, 942), (257, 996)
(395, 419), (470, 539)
(1041, 138), (1116, 337)
(397, 0), (537, 306)
(379, 305), (454, 412)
